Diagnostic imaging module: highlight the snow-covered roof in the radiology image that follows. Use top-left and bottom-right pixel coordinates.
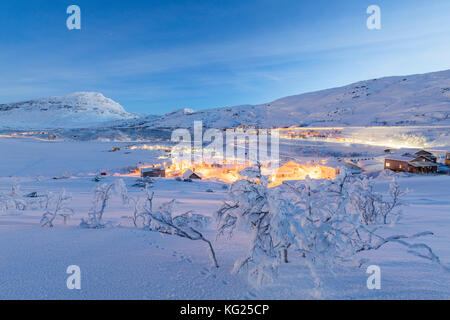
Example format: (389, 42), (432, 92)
(141, 166), (165, 173)
(343, 161), (362, 171)
(385, 156), (415, 162)
(183, 169), (203, 179)
(282, 161), (302, 168)
(415, 150), (435, 156)
(409, 162), (438, 168)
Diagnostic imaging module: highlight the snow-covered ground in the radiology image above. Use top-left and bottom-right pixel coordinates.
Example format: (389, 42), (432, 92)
(0, 136), (449, 300)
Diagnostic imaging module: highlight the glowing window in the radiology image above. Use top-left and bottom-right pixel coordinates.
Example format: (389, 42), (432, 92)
(386, 162), (391, 167)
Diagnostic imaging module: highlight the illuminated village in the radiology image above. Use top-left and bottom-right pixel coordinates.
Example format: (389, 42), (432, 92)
(120, 157), (339, 188)
(111, 128), (449, 190)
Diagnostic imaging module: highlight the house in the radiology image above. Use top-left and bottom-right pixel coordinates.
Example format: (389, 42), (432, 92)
(141, 167), (166, 178)
(272, 160), (336, 182)
(446, 152), (450, 166)
(324, 159), (362, 176)
(274, 161), (302, 179)
(413, 150), (437, 163)
(183, 169), (202, 180)
(340, 161), (362, 175)
(384, 154), (438, 174)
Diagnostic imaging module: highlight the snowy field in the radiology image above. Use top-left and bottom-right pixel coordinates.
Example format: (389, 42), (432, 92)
(0, 136), (449, 300)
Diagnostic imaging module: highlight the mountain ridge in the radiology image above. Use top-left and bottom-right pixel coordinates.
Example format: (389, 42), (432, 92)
(2, 69), (450, 131)
(138, 69), (450, 129)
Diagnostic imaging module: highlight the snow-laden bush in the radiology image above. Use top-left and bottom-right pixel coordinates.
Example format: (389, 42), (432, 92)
(217, 165), (275, 283)
(216, 166), (448, 294)
(174, 211), (213, 230)
(129, 185), (154, 228)
(40, 189), (74, 227)
(0, 182), (66, 214)
(0, 182), (28, 213)
(132, 186), (218, 268)
(80, 179), (128, 229)
(350, 176), (405, 225)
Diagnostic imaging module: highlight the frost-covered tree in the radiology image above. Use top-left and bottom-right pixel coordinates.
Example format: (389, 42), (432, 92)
(129, 184), (154, 228)
(40, 189), (74, 227)
(173, 211), (213, 230)
(349, 175), (404, 225)
(80, 179), (129, 229)
(0, 182), (27, 213)
(216, 164), (279, 285)
(217, 167), (448, 294)
(134, 187), (218, 268)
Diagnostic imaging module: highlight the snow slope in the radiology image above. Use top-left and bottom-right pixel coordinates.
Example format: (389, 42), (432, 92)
(0, 92), (138, 129)
(140, 69), (450, 129)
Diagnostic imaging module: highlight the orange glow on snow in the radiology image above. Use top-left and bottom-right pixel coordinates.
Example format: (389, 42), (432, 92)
(117, 159), (336, 187)
(268, 161), (336, 187)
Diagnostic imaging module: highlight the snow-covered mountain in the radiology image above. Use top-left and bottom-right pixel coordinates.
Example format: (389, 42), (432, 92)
(0, 92), (138, 129)
(2, 70), (450, 132)
(139, 69), (450, 129)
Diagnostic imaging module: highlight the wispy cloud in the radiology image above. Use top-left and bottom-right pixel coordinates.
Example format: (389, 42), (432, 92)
(0, 0), (449, 113)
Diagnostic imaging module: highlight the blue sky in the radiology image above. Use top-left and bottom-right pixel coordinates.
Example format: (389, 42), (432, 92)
(0, 0), (449, 115)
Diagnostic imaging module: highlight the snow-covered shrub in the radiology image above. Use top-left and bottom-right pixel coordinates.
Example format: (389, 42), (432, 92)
(129, 185), (154, 228)
(80, 179), (129, 229)
(40, 189), (74, 227)
(217, 166), (448, 294)
(350, 176), (404, 225)
(133, 187), (218, 268)
(174, 211), (213, 230)
(0, 182), (28, 213)
(0, 182), (70, 214)
(216, 164), (277, 284)
(132, 177), (154, 188)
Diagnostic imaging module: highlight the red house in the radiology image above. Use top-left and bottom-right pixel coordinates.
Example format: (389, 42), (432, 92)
(384, 152), (438, 174)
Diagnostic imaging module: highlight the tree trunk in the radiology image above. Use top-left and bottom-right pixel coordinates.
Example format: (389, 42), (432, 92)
(204, 239), (219, 268)
(282, 248), (289, 263)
